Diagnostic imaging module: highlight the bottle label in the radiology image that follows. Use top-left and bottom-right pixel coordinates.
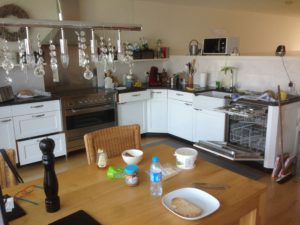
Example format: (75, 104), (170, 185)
(150, 172), (162, 183)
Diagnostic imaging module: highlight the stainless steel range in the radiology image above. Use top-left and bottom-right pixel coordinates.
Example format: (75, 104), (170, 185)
(59, 89), (117, 152)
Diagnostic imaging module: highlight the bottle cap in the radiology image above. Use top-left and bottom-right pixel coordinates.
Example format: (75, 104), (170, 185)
(152, 156), (159, 162)
(124, 164), (139, 174)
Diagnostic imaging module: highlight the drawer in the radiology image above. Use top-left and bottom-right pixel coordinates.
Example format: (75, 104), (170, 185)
(193, 95), (228, 110)
(17, 133), (66, 165)
(0, 106), (12, 118)
(168, 90), (194, 103)
(118, 91), (149, 103)
(12, 100), (61, 116)
(149, 89), (167, 99)
(13, 111), (63, 139)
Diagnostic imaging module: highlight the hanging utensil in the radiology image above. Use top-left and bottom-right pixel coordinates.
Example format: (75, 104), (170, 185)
(189, 40), (200, 56)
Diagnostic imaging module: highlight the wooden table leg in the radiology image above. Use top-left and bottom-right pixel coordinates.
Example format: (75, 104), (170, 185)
(239, 209), (257, 225)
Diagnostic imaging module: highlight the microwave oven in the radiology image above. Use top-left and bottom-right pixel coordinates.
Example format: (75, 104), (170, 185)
(202, 37), (239, 55)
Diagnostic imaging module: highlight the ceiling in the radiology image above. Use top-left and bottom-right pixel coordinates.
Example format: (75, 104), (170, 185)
(136, 0), (300, 17)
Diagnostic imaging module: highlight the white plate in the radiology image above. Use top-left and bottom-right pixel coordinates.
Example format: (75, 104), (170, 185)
(161, 187), (220, 220)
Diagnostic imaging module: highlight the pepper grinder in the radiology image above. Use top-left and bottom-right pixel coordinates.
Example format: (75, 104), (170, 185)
(39, 138), (60, 213)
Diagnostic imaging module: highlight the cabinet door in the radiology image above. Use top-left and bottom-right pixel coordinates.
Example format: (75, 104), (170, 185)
(193, 109), (226, 142)
(17, 133), (66, 165)
(147, 90), (168, 133)
(0, 117), (17, 151)
(13, 111), (63, 139)
(118, 101), (147, 134)
(168, 99), (193, 141)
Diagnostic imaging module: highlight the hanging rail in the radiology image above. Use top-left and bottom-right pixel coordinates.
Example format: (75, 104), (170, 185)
(0, 18), (142, 31)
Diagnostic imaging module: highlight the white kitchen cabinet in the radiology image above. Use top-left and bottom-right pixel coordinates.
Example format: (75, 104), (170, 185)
(168, 98), (194, 141)
(118, 91), (149, 134)
(147, 89), (168, 133)
(193, 108), (226, 142)
(13, 111), (62, 140)
(17, 133), (66, 166)
(0, 117), (17, 151)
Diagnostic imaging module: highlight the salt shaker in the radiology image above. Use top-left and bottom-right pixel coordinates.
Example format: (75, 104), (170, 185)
(97, 149), (107, 168)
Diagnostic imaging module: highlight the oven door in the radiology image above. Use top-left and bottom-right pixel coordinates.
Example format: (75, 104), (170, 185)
(64, 103), (117, 151)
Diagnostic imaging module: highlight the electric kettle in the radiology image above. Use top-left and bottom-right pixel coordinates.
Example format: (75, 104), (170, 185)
(189, 40), (200, 56)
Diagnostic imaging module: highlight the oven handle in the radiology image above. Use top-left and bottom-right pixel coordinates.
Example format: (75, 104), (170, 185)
(65, 104), (115, 116)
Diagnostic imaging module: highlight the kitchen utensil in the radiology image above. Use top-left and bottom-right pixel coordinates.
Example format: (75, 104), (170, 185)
(275, 45), (286, 57)
(193, 182), (229, 190)
(189, 40), (200, 56)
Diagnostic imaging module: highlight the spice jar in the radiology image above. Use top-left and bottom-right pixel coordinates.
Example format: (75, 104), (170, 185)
(124, 164), (139, 186)
(97, 149), (107, 168)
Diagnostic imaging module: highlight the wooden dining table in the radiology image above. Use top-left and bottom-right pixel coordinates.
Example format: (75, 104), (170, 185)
(4, 144), (266, 225)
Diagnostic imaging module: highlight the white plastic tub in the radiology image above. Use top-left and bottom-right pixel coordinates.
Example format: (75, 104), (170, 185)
(174, 147), (198, 170)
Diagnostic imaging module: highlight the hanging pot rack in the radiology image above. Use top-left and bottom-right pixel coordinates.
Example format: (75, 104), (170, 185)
(0, 17), (142, 31)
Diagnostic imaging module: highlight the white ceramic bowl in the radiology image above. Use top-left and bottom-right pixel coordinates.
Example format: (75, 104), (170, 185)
(122, 149), (143, 165)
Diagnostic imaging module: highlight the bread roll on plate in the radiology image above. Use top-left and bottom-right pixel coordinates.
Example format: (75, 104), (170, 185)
(171, 197), (202, 217)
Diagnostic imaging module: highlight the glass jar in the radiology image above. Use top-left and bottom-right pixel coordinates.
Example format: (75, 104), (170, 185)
(97, 149), (107, 168)
(124, 164), (139, 186)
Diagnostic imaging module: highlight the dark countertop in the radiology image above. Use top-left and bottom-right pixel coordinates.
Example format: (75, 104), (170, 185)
(117, 84), (215, 95)
(0, 95), (60, 107)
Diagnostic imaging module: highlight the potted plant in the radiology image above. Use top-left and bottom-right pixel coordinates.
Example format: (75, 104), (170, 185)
(220, 65), (238, 92)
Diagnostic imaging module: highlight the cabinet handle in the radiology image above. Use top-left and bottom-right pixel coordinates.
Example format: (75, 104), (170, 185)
(118, 102), (126, 105)
(32, 114), (45, 118)
(194, 108), (202, 111)
(30, 105), (44, 108)
(0, 119), (11, 123)
(132, 94), (141, 97)
(152, 91), (162, 94)
(184, 103), (192, 106)
(176, 93), (183, 96)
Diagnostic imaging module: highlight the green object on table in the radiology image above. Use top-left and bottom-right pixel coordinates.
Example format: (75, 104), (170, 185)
(106, 166), (124, 179)
(216, 81), (221, 90)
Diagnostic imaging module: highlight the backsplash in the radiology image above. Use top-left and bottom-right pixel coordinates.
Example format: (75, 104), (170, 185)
(167, 55), (300, 94)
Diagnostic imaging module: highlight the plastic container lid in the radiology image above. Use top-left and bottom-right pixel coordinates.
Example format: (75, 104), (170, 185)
(152, 156), (159, 162)
(124, 164), (139, 174)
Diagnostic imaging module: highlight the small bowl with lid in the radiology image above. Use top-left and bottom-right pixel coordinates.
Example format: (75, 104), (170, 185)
(122, 149), (143, 165)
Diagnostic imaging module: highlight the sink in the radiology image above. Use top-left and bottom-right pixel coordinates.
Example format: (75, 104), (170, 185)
(199, 91), (232, 99)
(193, 91), (230, 110)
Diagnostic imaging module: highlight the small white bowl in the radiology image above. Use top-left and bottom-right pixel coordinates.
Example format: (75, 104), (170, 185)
(122, 149), (143, 165)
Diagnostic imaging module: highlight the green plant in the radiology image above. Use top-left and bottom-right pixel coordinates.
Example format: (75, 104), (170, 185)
(220, 65), (237, 75)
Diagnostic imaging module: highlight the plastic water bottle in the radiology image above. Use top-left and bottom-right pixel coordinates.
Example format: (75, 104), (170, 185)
(150, 156), (163, 196)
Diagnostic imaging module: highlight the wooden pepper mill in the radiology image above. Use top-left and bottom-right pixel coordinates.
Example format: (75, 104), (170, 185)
(39, 138), (60, 213)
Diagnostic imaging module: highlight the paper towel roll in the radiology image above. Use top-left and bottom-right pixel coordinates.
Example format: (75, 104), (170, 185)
(199, 72), (208, 87)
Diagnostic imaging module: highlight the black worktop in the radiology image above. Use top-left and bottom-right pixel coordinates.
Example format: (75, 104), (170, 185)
(0, 95), (60, 107)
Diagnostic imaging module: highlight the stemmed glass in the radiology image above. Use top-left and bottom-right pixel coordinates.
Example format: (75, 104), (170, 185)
(1, 38), (14, 83)
(49, 40), (59, 82)
(33, 34), (45, 77)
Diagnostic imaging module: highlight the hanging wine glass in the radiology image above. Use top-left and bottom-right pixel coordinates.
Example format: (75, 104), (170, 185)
(24, 27), (35, 68)
(90, 29), (99, 64)
(18, 39), (26, 71)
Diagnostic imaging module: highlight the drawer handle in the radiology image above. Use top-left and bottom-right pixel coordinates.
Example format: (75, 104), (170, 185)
(31, 105), (44, 108)
(118, 102), (126, 105)
(33, 114), (45, 118)
(184, 103), (192, 106)
(176, 93), (183, 96)
(0, 119), (11, 123)
(194, 108), (201, 111)
(132, 94), (141, 97)
(152, 91), (162, 94)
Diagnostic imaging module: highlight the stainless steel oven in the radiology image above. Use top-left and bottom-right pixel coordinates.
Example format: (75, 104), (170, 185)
(194, 102), (268, 161)
(61, 90), (117, 152)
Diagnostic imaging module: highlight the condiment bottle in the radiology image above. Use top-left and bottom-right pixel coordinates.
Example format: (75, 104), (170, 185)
(124, 164), (139, 186)
(97, 149), (107, 168)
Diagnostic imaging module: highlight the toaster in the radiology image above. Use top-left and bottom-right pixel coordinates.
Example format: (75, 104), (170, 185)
(0, 86), (14, 103)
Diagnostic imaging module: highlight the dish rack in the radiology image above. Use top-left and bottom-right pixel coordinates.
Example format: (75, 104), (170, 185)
(229, 115), (267, 152)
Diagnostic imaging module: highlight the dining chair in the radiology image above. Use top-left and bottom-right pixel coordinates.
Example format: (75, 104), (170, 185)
(84, 124), (142, 165)
(0, 149), (18, 188)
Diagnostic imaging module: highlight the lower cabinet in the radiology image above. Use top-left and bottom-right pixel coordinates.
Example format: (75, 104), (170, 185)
(168, 98), (194, 141)
(147, 89), (168, 133)
(118, 101), (147, 134)
(17, 133), (66, 165)
(193, 109), (226, 142)
(0, 117), (17, 152)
